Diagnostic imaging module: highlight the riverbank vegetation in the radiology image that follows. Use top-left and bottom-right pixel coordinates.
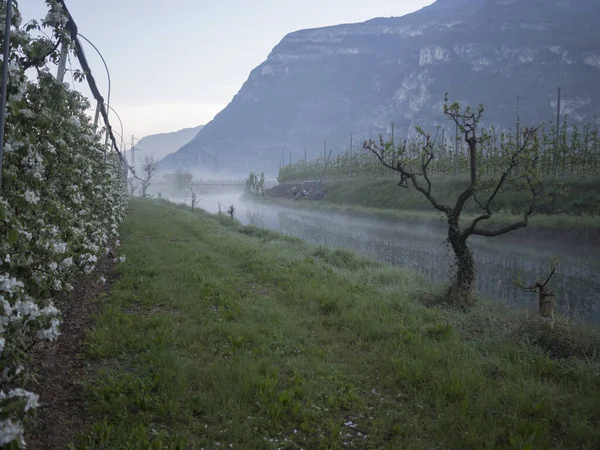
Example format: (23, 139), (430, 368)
(273, 103), (600, 231)
(277, 115), (600, 184)
(74, 199), (600, 449)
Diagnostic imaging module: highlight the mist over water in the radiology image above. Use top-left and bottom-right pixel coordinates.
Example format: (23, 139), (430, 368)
(171, 193), (600, 325)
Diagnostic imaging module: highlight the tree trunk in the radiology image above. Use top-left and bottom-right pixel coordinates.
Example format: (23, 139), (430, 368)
(539, 290), (554, 319)
(446, 220), (476, 308)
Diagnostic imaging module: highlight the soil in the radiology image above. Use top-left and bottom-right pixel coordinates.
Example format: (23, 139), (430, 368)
(27, 254), (118, 450)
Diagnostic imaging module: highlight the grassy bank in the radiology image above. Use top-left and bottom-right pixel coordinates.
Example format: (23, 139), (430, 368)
(324, 178), (600, 216)
(76, 199), (600, 449)
(277, 177), (600, 215)
(265, 178), (600, 232)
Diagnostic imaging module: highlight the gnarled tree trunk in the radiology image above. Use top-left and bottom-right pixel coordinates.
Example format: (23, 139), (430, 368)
(445, 218), (476, 307)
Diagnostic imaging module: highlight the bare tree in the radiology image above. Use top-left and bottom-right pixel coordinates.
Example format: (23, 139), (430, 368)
(227, 205), (235, 219)
(190, 188), (199, 210)
(133, 155), (158, 197)
(364, 97), (543, 307)
(516, 267), (556, 319)
(127, 177), (138, 196)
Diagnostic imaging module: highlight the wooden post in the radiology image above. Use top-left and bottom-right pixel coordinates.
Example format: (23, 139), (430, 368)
(56, 43), (69, 82)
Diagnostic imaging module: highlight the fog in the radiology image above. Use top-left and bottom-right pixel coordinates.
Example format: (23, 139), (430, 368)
(162, 191), (600, 325)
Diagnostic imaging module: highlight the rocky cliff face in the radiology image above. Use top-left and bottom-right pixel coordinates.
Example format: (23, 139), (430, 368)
(162, 0), (600, 176)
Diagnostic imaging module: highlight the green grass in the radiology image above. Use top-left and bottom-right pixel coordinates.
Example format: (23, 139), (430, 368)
(321, 178), (600, 216)
(75, 199), (600, 449)
(265, 178), (600, 231)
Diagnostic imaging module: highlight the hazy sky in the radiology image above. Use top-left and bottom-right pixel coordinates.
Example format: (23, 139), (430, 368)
(21, 0), (433, 141)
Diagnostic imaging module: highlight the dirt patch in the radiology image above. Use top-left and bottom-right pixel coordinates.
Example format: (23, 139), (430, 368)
(268, 183), (300, 199)
(27, 254), (119, 450)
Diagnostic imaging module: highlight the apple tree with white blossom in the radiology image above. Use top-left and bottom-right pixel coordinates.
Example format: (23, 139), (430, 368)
(0, 1), (128, 447)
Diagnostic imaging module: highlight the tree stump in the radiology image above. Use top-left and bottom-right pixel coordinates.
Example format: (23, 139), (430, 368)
(517, 267), (556, 319)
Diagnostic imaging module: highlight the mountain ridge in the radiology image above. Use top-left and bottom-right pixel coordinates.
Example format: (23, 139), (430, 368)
(162, 0), (600, 176)
(127, 125), (203, 166)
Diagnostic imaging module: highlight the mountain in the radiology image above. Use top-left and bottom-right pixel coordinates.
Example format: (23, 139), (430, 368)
(161, 0), (600, 176)
(126, 125), (203, 167)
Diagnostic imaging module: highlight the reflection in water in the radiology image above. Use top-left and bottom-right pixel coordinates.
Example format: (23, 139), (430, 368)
(194, 195), (600, 325)
(246, 209), (267, 229)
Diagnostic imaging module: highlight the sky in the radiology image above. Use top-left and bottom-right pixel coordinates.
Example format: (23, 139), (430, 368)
(20, 0), (433, 143)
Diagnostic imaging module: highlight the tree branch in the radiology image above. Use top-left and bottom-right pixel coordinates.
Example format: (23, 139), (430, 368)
(470, 220), (529, 237)
(364, 138), (449, 213)
(516, 279), (538, 292)
(540, 267), (556, 288)
(23, 37), (63, 70)
(462, 127), (540, 239)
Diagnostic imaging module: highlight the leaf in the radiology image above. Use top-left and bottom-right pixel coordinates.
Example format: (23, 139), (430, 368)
(8, 229), (19, 245)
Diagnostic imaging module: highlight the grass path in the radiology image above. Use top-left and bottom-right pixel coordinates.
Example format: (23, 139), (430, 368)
(75, 199), (600, 449)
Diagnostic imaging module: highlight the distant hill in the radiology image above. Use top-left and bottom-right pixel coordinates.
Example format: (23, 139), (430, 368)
(125, 125), (204, 167)
(162, 0), (600, 177)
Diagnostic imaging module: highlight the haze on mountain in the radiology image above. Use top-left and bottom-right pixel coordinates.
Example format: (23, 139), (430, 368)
(126, 125), (204, 168)
(160, 0), (600, 178)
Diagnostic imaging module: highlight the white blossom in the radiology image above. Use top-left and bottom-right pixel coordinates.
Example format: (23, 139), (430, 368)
(6, 389), (40, 412)
(51, 241), (68, 254)
(0, 23), (128, 444)
(0, 274), (25, 295)
(23, 190), (40, 205)
(41, 304), (59, 317)
(37, 318), (60, 341)
(0, 419), (26, 447)
(60, 257), (73, 269)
